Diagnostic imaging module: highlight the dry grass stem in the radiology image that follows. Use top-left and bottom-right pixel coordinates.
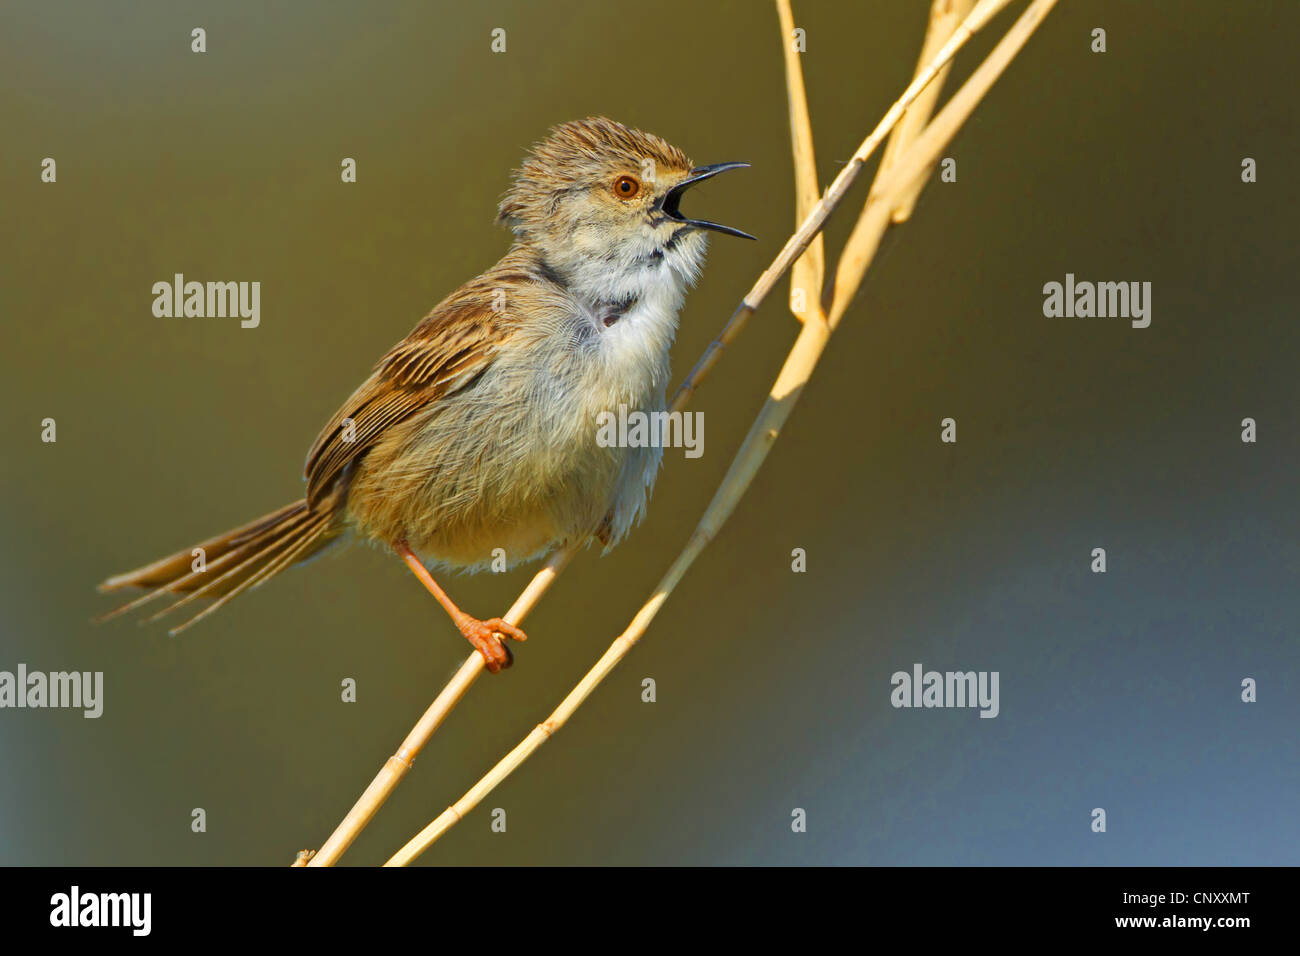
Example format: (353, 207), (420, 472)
(776, 0), (826, 323)
(305, 549), (572, 866)
(879, 0), (977, 225)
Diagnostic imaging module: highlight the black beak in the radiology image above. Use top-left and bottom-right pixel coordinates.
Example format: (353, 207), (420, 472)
(658, 162), (756, 240)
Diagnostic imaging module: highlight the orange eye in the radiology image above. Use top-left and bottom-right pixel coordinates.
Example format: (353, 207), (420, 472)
(612, 175), (640, 199)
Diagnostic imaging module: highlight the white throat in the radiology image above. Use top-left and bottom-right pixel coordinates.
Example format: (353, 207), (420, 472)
(576, 232), (706, 401)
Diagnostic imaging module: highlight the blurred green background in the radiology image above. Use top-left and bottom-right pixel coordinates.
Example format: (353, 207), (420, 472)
(1, 0), (1296, 865)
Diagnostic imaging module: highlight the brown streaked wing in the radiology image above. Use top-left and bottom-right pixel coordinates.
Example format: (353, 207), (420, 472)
(303, 297), (506, 507)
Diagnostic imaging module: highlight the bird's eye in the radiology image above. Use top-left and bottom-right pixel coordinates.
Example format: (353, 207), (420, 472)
(612, 175), (641, 199)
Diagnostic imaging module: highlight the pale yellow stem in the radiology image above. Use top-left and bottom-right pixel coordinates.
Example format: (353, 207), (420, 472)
(878, 0), (977, 226)
(671, 0), (1011, 412)
(776, 0), (826, 323)
(831, 0), (1055, 326)
(304, 549), (572, 867)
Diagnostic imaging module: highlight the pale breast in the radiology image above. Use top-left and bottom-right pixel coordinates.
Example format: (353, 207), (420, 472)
(349, 258), (692, 570)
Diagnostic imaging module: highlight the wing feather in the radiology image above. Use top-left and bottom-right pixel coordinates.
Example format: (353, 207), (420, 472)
(303, 295), (506, 507)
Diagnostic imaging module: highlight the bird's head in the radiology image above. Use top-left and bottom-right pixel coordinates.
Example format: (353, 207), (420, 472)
(498, 117), (753, 286)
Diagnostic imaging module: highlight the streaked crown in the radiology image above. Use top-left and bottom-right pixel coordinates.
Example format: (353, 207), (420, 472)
(498, 117), (692, 230)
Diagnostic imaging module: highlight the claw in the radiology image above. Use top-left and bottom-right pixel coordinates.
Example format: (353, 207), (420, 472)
(457, 616), (528, 673)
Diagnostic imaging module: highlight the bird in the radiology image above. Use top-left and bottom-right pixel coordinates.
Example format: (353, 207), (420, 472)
(97, 117), (753, 672)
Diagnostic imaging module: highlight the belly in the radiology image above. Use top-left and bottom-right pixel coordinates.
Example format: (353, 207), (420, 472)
(344, 376), (634, 571)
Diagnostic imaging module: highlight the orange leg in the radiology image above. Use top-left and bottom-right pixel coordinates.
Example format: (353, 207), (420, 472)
(395, 542), (527, 673)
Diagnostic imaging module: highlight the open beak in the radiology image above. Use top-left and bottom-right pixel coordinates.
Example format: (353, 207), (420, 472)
(658, 162), (756, 240)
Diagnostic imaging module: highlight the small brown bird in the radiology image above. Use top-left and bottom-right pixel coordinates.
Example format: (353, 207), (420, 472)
(98, 117), (752, 671)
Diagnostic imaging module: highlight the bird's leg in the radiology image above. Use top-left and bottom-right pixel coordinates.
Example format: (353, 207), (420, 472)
(395, 541), (527, 673)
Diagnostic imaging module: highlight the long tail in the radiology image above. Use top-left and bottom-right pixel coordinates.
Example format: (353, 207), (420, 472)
(97, 497), (341, 635)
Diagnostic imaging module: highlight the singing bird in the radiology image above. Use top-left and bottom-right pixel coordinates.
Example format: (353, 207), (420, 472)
(98, 117), (753, 671)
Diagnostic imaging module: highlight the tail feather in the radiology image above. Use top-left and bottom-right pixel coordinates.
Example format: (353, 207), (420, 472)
(97, 498), (339, 634)
(157, 511), (334, 635)
(94, 504), (316, 621)
(99, 500), (309, 593)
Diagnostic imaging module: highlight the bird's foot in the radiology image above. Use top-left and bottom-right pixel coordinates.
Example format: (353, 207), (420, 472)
(457, 616), (528, 673)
